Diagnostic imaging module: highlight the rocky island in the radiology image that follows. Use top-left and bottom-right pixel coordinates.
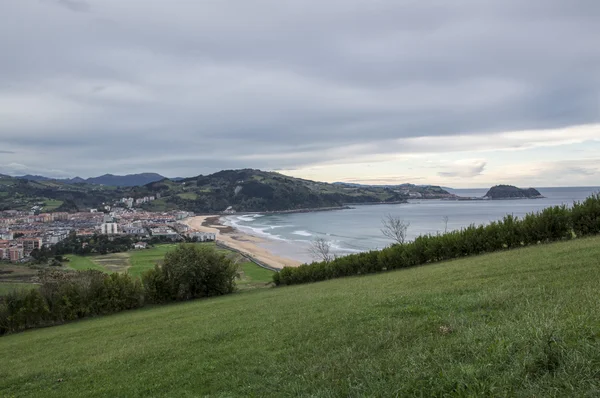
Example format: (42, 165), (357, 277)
(484, 185), (544, 200)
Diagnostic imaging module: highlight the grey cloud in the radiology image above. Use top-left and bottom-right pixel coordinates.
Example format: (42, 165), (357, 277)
(49, 0), (91, 13)
(565, 167), (597, 176)
(438, 161), (487, 178)
(1, 0), (599, 177)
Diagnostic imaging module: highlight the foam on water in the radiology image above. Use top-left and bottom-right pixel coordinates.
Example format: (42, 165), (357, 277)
(292, 230), (312, 237)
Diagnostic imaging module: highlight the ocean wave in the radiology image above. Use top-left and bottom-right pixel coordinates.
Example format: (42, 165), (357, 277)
(236, 215), (257, 222)
(292, 230), (312, 237)
(329, 242), (364, 253)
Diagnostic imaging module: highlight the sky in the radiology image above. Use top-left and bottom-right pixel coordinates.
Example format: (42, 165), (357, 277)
(0, 0), (599, 188)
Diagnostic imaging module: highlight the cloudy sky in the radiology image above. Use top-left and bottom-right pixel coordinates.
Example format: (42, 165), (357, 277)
(1, 0), (599, 187)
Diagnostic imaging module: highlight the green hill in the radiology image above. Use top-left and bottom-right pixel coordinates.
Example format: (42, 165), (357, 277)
(1, 237), (599, 397)
(0, 175), (119, 212)
(140, 169), (416, 212)
(2, 169), (452, 213)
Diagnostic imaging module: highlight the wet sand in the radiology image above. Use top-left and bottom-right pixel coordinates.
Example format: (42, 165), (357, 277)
(182, 216), (302, 269)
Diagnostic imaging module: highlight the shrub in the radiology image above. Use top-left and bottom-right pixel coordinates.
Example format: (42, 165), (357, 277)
(143, 244), (238, 303)
(571, 193), (600, 237)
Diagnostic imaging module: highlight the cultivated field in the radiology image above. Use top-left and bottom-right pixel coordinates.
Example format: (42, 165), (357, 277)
(0, 264), (40, 294)
(1, 237), (599, 396)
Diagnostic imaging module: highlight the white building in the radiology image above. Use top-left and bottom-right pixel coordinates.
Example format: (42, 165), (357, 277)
(188, 232), (217, 242)
(101, 223), (119, 235)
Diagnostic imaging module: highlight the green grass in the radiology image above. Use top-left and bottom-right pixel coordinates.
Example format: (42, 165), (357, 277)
(65, 255), (107, 272)
(236, 261), (275, 289)
(66, 243), (225, 279)
(177, 192), (198, 200)
(128, 244), (180, 277)
(3, 237), (600, 396)
(0, 282), (37, 295)
(43, 199), (63, 211)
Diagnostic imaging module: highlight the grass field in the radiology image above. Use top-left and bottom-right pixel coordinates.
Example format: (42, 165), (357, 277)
(177, 192), (198, 200)
(43, 199), (63, 211)
(128, 244), (179, 277)
(65, 243), (263, 283)
(0, 265), (40, 294)
(3, 237), (599, 396)
(0, 282), (38, 295)
(236, 261), (275, 289)
(65, 255), (108, 272)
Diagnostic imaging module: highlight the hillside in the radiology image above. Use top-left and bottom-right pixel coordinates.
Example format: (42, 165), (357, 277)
(485, 185), (543, 199)
(139, 169), (420, 212)
(16, 173), (166, 187)
(1, 169), (455, 213)
(1, 237), (599, 397)
(0, 175), (120, 212)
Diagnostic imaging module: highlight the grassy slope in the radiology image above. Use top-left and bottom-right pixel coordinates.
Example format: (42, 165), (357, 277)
(2, 237), (600, 397)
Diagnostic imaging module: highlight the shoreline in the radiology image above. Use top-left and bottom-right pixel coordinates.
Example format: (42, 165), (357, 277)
(182, 215), (302, 270)
(193, 205), (353, 217)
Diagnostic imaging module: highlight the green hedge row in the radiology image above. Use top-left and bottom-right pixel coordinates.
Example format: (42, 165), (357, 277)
(274, 194), (600, 286)
(0, 244), (238, 335)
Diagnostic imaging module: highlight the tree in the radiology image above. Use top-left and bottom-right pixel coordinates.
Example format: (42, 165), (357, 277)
(442, 216), (449, 234)
(309, 237), (334, 263)
(143, 244), (238, 303)
(381, 214), (410, 245)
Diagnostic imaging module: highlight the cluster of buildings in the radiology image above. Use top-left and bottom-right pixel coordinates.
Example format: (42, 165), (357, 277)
(118, 194), (160, 209)
(0, 207), (215, 263)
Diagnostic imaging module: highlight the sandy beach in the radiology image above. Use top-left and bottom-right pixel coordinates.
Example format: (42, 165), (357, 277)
(182, 216), (302, 269)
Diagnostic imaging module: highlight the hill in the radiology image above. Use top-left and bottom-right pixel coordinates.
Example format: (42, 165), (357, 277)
(16, 173), (166, 187)
(0, 175), (119, 212)
(1, 237), (599, 396)
(139, 169), (421, 213)
(1, 169), (454, 213)
(485, 185), (543, 199)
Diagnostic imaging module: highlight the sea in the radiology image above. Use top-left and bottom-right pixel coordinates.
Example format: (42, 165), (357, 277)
(223, 187), (600, 263)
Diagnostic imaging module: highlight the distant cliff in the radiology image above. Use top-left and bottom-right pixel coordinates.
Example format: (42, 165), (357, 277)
(484, 185), (543, 200)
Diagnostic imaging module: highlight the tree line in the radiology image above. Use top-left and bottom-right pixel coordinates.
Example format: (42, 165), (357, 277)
(274, 194), (600, 286)
(0, 245), (238, 335)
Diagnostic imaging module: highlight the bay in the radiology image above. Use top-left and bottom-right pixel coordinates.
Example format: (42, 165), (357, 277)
(224, 187), (600, 263)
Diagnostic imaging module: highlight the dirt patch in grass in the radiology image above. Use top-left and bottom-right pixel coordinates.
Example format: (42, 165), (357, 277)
(91, 253), (131, 273)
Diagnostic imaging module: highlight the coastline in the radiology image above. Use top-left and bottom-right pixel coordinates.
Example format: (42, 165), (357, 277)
(182, 215), (302, 270)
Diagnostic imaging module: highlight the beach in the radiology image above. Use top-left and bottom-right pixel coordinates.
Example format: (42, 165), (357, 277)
(182, 216), (302, 269)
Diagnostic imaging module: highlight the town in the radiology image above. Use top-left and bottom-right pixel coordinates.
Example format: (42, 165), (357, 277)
(0, 197), (215, 262)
